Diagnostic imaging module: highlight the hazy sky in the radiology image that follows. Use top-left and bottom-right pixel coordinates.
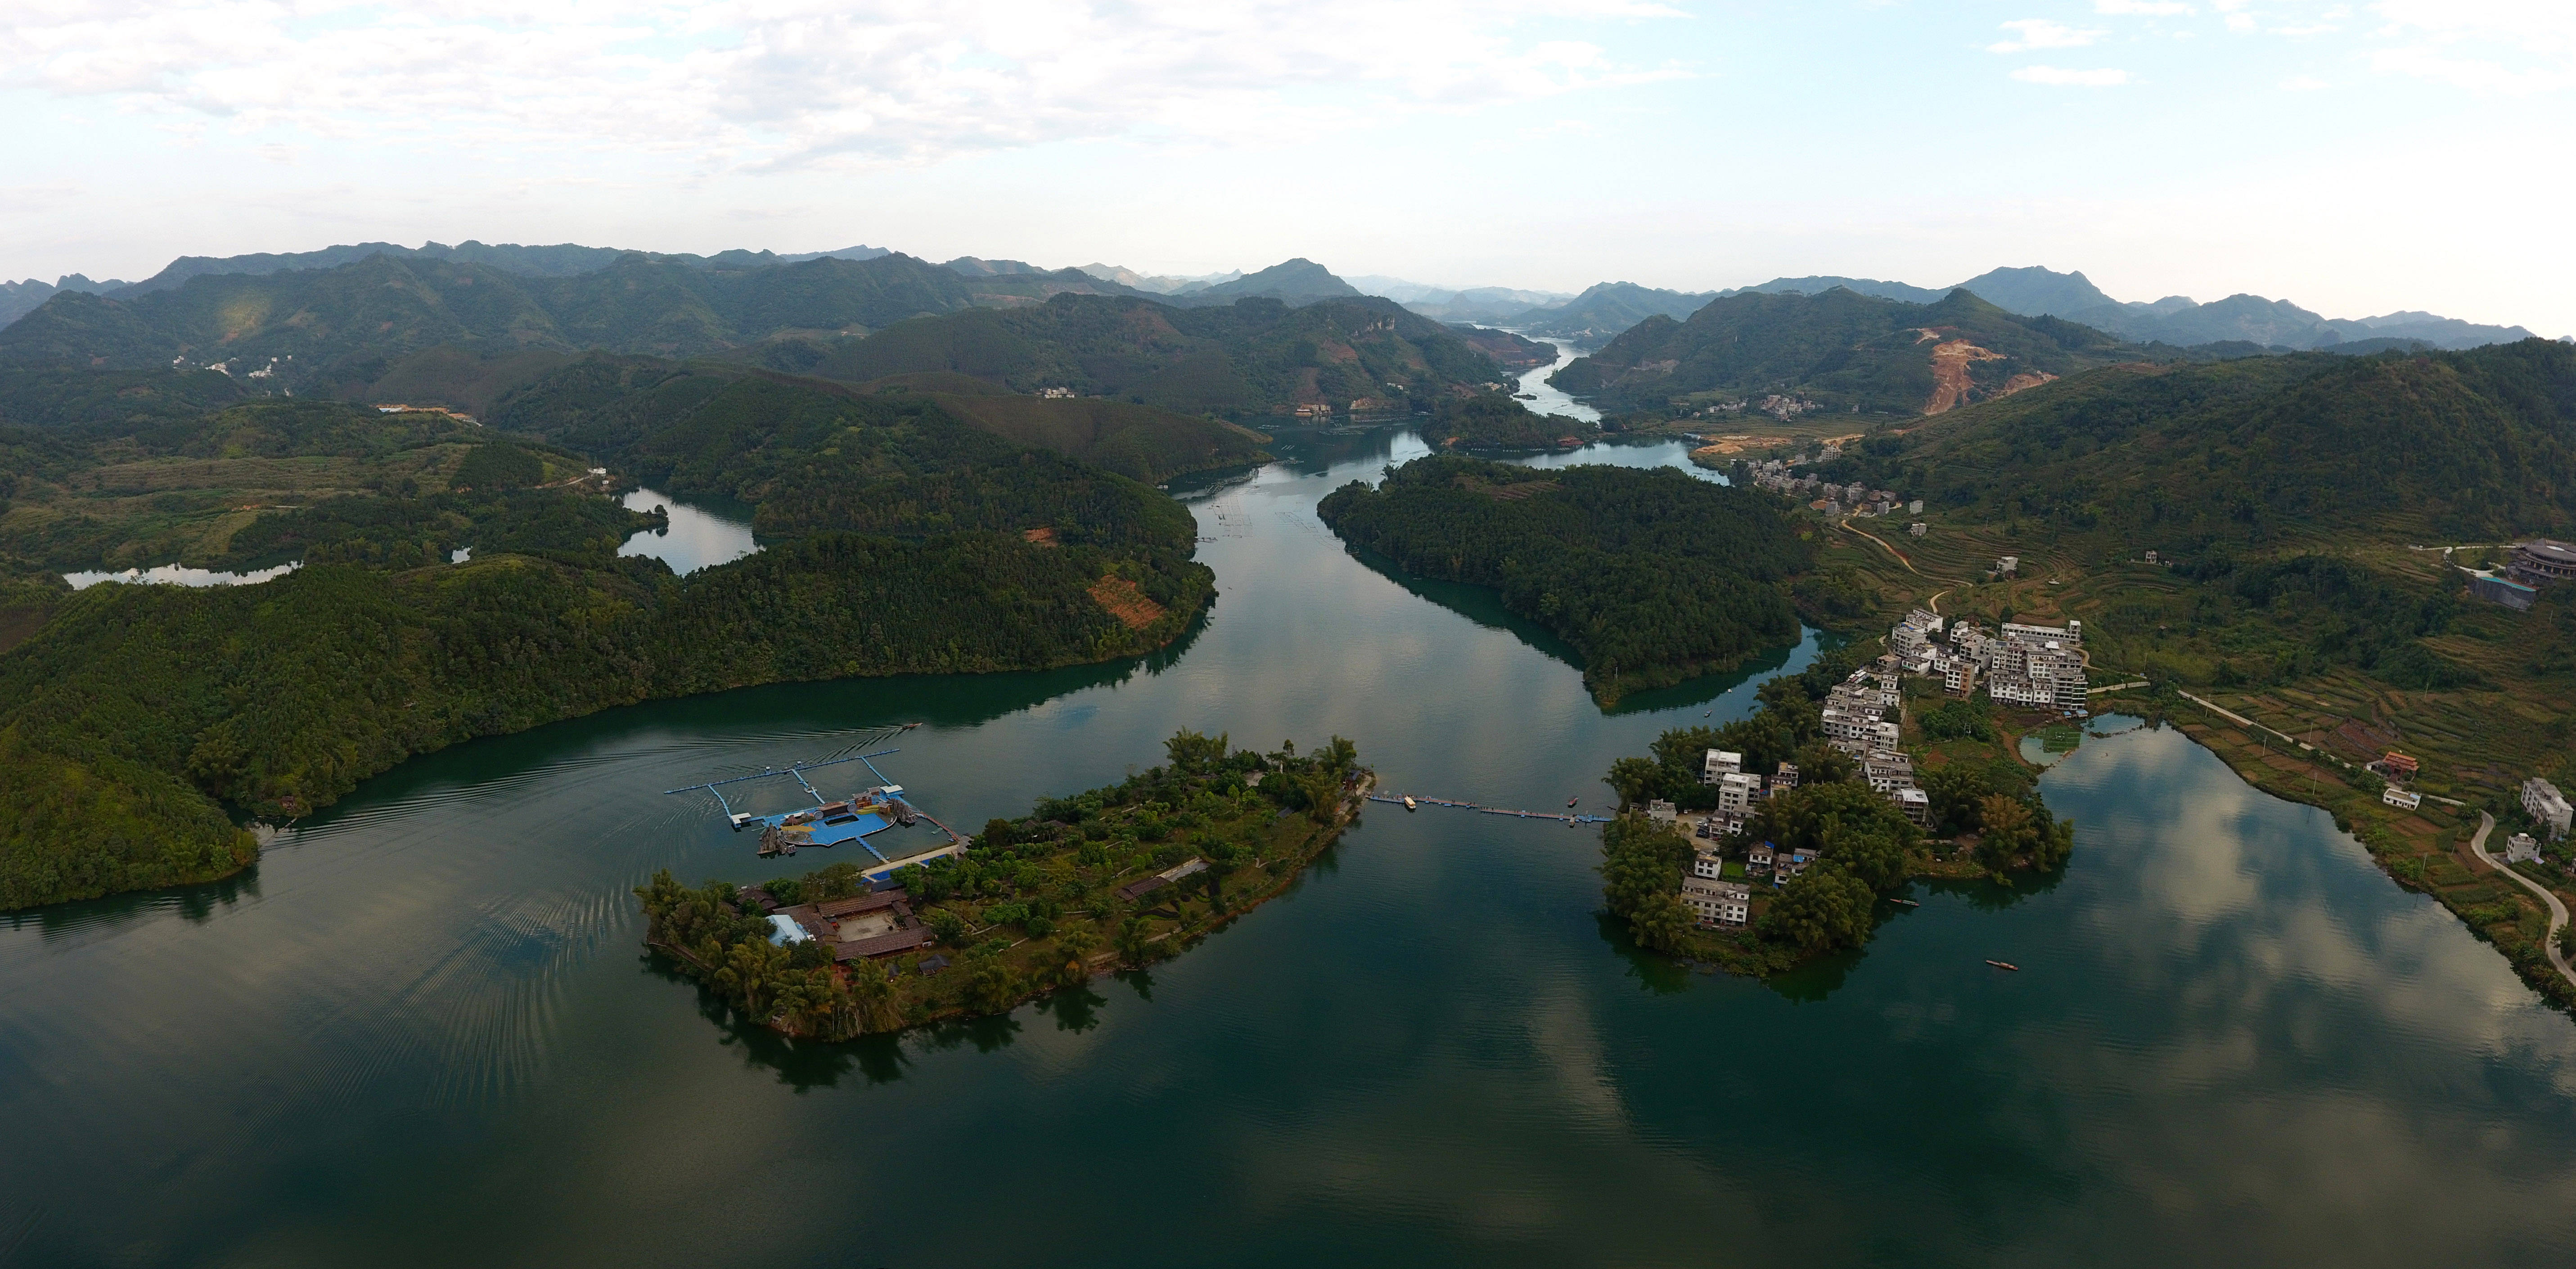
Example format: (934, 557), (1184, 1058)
(4, 0), (2570, 332)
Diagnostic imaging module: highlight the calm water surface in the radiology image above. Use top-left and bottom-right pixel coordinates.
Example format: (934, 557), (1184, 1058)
(7, 400), (2576, 1266)
(620, 486), (760, 574)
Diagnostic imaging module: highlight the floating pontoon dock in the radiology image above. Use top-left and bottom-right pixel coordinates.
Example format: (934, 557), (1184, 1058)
(665, 724), (962, 863)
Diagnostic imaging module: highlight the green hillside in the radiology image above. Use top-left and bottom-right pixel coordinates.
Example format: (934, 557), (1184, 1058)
(1317, 456), (1812, 703)
(1839, 340), (2576, 545)
(487, 356), (1266, 491)
(0, 361), (1229, 910)
(1550, 288), (2135, 416)
(0, 252), (1148, 393)
(770, 292), (1513, 418)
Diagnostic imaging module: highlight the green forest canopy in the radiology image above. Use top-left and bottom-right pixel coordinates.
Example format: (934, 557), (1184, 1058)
(1317, 456), (1813, 704)
(0, 363), (1234, 911)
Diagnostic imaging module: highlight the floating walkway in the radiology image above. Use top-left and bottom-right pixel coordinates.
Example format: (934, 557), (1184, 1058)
(1367, 794), (1612, 826)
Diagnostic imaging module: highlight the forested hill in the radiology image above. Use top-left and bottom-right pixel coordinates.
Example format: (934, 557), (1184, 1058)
(752, 293), (1513, 418)
(487, 358), (1266, 509)
(1549, 287), (2135, 417)
(1507, 282), (1716, 342)
(1316, 456), (1812, 704)
(1828, 339), (2576, 546)
(0, 251), (1149, 391)
(0, 360), (1229, 910)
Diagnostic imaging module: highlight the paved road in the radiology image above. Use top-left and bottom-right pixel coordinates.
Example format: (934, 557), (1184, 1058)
(2469, 811), (2576, 990)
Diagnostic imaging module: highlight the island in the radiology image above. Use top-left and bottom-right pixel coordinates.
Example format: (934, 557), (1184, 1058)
(634, 732), (1368, 1038)
(1316, 456), (1814, 704)
(1599, 643), (2073, 973)
(1429, 392), (1595, 451)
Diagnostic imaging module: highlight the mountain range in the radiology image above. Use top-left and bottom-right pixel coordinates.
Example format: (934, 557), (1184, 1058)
(1552, 287), (2132, 416)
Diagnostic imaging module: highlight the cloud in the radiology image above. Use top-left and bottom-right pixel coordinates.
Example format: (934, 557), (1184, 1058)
(2280, 74), (2332, 88)
(2012, 64), (2135, 85)
(2096, 0), (2194, 14)
(1989, 18), (2106, 52)
(0, 0), (1691, 169)
(2368, 0), (2576, 95)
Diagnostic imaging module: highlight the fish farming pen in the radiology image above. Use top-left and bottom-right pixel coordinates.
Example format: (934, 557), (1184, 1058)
(1366, 793), (1613, 827)
(665, 723), (963, 868)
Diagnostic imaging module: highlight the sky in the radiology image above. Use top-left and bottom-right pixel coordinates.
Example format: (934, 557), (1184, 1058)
(2, 0), (2571, 333)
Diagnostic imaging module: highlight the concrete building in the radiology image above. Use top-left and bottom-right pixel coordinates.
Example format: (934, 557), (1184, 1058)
(1894, 787), (1931, 827)
(1996, 555), (2018, 576)
(1692, 847), (1726, 880)
(2506, 833), (2543, 865)
(1909, 521), (1927, 538)
(1718, 771), (1762, 812)
(2509, 539), (2576, 587)
(1648, 799), (1679, 824)
(1746, 842), (1775, 874)
(1682, 876), (1753, 927)
(1862, 751), (1915, 794)
(1908, 499), (1924, 514)
(1703, 749), (1743, 784)
(2382, 786), (2423, 811)
(2524, 778), (2573, 841)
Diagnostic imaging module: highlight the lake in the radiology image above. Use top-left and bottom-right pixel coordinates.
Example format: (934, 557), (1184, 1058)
(7, 383), (2576, 1265)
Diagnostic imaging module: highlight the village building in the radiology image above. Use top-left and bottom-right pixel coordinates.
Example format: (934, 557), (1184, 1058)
(1894, 787), (1931, 826)
(2506, 833), (2543, 865)
(1718, 771), (1763, 812)
(1746, 842), (1775, 874)
(1703, 749), (1743, 783)
(2524, 778), (2573, 841)
(2382, 786), (2423, 811)
(1681, 876), (1752, 927)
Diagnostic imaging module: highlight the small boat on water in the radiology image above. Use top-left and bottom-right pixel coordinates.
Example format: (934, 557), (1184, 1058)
(1985, 959), (2019, 971)
(1890, 898), (1919, 907)
(1566, 797), (1579, 808)
(1403, 796), (1418, 812)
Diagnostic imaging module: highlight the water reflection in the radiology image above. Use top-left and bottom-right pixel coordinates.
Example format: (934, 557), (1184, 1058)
(63, 561), (299, 589)
(15, 425), (2576, 1267)
(619, 487), (760, 574)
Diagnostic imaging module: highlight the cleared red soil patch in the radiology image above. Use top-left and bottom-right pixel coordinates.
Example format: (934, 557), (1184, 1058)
(1089, 575), (1165, 630)
(1022, 526), (1059, 546)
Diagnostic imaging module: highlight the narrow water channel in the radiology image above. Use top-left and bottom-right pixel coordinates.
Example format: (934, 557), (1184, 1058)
(6, 408), (2576, 1267)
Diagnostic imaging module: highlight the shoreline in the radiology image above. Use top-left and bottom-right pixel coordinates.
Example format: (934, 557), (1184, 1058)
(651, 769), (1376, 1042)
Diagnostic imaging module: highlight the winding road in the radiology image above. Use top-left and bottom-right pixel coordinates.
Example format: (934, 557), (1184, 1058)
(2469, 811), (2576, 990)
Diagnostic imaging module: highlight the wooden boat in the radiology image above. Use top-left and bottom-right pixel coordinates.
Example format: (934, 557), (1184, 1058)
(1889, 898), (1919, 907)
(1985, 959), (2019, 971)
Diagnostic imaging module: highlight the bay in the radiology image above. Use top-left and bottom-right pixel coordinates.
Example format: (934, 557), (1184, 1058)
(6, 365), (2576, 1265)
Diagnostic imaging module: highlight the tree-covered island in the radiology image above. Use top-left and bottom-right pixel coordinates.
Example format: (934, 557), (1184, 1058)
(1600, 646), (2072, 974)
(635, 732), (1368, 1038)
(1316, 455), (1815, 704)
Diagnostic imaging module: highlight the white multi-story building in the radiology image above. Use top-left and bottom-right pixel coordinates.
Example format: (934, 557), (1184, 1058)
(2525, 778), (2573, 841)
(1718, 771), (1763, 812)
(1682, 876), (1752, 927)
(1894, 787), (1931, 826)
(1702, 749), (1743, 784)
(2383, 786), (2423, 811)
(1863, 751), (1915, 794)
